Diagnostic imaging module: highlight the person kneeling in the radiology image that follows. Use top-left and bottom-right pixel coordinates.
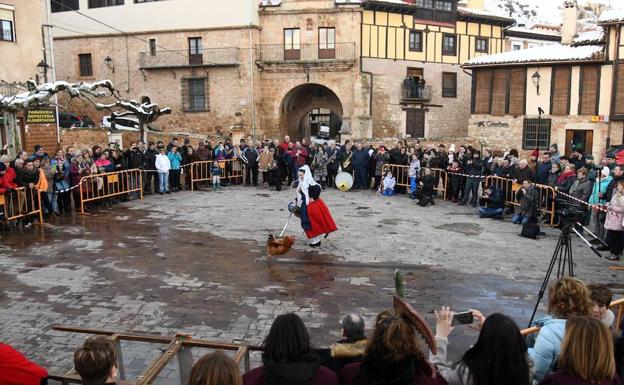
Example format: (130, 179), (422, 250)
(512, 179), (538, 225)
(416, 168), (436, 207)
(382, 172), (396, 196)
(479, 185), (504, 219)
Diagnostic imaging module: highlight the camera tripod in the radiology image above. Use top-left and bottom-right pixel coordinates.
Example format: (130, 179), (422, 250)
(527, 221), (606, 328)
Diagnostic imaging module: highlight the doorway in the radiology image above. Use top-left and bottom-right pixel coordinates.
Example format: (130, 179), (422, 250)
(565, 130), (593, 156)
(405, 109), (425, 138)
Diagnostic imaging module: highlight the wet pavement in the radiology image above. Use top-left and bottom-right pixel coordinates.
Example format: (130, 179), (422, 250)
(1, 186), (622, 383)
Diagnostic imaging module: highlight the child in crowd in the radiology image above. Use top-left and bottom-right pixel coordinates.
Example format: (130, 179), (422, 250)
(446, 159), (463, 203)
(408, 154), (420, 199)
(74, 336), (117, 385)
(417, 168), (436, 206)
(589, 285), (617, 335)
(382, 171), (396, 196)
(268, 160), (282, 191)
(211, 160), (222, 190)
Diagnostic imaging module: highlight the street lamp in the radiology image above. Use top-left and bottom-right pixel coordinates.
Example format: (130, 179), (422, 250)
(531, 71), (541, 95)
(104, 56), (115, 73)
(37, 60), (50, 83)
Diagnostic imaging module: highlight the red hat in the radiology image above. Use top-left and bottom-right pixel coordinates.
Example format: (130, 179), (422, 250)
(531, 148), (539, 158)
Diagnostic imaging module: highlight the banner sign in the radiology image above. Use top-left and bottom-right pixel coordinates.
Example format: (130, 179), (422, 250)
(26, 109), (57, 124)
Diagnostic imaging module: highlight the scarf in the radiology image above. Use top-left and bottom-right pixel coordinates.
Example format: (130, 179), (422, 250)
(297, 165), (318, 206)
(556, 170), (576, 185)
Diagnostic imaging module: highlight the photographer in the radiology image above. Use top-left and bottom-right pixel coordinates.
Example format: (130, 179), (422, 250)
(478, 185), (504, 219)
(512, 179), (538, 225)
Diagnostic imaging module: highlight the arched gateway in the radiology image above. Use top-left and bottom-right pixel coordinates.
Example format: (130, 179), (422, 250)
(279, 83), (343, 141)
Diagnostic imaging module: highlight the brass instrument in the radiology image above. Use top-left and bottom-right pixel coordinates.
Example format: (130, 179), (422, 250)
(342, 152), (352, 169)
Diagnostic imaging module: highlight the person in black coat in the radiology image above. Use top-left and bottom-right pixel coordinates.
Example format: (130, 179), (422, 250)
(244, 143), (259, 186)
(459, 150), (483, 207)
(143, 142), (158, 194)
(351, 143), (370, 190)
(417, 168), (436, 206)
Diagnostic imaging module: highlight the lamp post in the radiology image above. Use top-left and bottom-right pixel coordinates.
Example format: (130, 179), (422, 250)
(37, 60), (50, 83)
(104, 56), (115, 73)
(532, 71), (541, 96)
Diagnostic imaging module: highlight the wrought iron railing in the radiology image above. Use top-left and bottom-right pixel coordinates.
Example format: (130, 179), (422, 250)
(138, 48), (240, 69)
(256, 42), (356, 63)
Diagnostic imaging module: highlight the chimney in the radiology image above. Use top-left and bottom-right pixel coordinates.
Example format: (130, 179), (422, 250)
(467, 0), (484, 10)
(561, 1), (578, 45)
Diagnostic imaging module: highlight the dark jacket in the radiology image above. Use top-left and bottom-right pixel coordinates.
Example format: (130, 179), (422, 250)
(125, 149), (144, 170)
(245, 147), (259, 168)
(243, 353), (339, 385)
(421, 174), (436, 195)
(569, 177), (592, 202)
(465, 158), (483, 176)
(16, 168), (39, 187)
(538, 370), (623, 385)
(352, 148), (370, 169)
(536, 161), (552, 185)
(143, 149), (157, 170)
(517, 186), (539, 218)
(556, 172), (577, 194)
(512, 166), (534, 184)
(546, 170), (560, 187)
(480, 187), (505, 209)
(605, 175), (624, 203)
(339, 360), (447, 385)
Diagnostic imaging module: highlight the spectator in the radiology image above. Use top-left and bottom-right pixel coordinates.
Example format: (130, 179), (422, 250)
(259, 145), (273, 185)
(458, 150), (483, 207)
(32, 144), (49, 161)
(74, 336), (117, 385)
(417, 168), (436, 207)
(529, 277), (592, 382)
(339, 309), (446, 385)
(408, 153), (421, 198)
(589, 167), (612, 241)
(536, 153), (552, 185)
(196, 140), (211, 161)
(588, 285), (617, 334)
(312, 145), (329, 188)
(167, 137), (179, 153)
(52, 152), (71, 213)
(183, 146), (200, 190)
(352, 143), (370, 190)
(143, 142), (158, 195)
(244, 142), (259, 187)
(432, 308), (530, 385)
(167, 146), (182, 192)
(243, 313), (339, 385)
(603, 166), (624, 203)
(317, 314), (368, 373)
(549, 144), (561, 163)
(479, 185), (504, 219)
(447, 159), (463, 203)
(512, 179), (538, 225)
(189, 350), (242, 385)
(512, 159), (534, 185)
(326, 141), (340, 189)
(211, 160), (222, 190)
(155, 146), (171, 195)
(555, 165), (577, 195)
(546, 163), (562, 188)
(569, 168), (592, 203)
(539, 316), (621, 385)
(373, 146), (390, 191)
(0, 342), (48, 385)
(604, 180), (624, 261)
(382, 171), (396, 196)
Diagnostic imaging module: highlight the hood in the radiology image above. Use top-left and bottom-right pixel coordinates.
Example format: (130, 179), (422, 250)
(331, 340), (367, 359)
(262, 352), (321, 385)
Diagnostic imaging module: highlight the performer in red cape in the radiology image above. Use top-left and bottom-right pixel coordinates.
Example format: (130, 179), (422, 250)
(295, 165), (337, 247)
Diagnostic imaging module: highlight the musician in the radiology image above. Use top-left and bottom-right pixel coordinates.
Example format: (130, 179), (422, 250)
(294, 165), (337, 247)
(326, 141), (340, 189)
(340, 145), (354, 175)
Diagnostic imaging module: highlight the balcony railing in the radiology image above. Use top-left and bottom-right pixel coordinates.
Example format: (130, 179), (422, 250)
(256, 42), (356, 63)
(401, 82), (432, 103)
(139, 48), (240, 69)
(413, 8), (456, 24)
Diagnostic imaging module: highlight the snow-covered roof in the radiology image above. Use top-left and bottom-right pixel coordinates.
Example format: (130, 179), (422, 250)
(259, 0), (281, 6)
(334, 0), (362, 4)
(506, 26), (561, 37)
(573, 30), (605, 45)
(457, 6), (514, 21)
(261, 0), (361, 6)
(463, 44), (604, 67)
(598, 8), (624, 24)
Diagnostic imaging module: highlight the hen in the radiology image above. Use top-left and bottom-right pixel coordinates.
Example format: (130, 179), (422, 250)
(266, 234), (295, 256)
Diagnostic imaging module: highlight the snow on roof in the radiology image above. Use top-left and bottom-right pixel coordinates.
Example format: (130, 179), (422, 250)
(259, 0), (281, 6)
(463, 44), (604, 67)
(335, 0), (362, 4)
(506, 26), (561, 37)
(457, 6), (514, 22)
(598, 8), (624, 24)
(573, 30), (605, 45)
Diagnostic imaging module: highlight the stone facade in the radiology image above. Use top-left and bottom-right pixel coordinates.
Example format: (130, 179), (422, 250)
(364, 58), (471, 139)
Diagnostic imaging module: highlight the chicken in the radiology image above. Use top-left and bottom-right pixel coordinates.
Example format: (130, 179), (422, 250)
(266, 234), (295, 256)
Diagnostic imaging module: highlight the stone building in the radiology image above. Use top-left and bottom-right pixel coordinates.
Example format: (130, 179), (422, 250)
(50, 0), (369, 144)
(504, 24), (561, 51)
(360, 0), (514, 139)
(462, 3), (624, 158)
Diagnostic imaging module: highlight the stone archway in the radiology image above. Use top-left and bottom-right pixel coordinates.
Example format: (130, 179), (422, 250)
(279, 83), (343, 140)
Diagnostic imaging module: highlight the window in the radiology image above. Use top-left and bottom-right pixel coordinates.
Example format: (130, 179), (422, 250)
(0, 19), (13, 42)
(490, 69), (508, 115)
(415, 0), (434, 8)
(508, 68), (526, 115)
(51, 0), (79, 12)
(88, 0), (124, 8)
(182, 78), (208, 112)
(188, 37), (202, 65)
(473, 69), (492, 114)
(475, 38), (488, 53)
(435, 0), (452, 11)
(78, 54), (93, 77)
(409, 30), (423, 52)
(319, 27), (335, 59)
(149, 38), (156, 56)
(579, 65), (600, 115)
(512, 43), (522, 51)
(442, 72), (456, 98)
(522, 118), (551, 150)
(615, 65), (624, 115)
(442, 34), (456, 56)
(550, 66), (571, 116)
(284, 28), (301, 60)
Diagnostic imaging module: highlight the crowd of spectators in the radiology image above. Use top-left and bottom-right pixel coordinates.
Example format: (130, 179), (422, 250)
(2, 277), (624, 385)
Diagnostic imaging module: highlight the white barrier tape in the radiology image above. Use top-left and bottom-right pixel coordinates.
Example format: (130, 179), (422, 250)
(445, 171), (487, 179)
(555, 190), (609, 213)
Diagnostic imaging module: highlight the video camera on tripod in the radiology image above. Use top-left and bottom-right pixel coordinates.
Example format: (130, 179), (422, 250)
(554, 198), (586, 226)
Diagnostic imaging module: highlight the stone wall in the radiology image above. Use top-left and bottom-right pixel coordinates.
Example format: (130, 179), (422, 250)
(363, 58), (471, 139)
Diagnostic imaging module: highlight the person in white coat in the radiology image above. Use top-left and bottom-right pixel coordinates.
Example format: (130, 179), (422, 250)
(155, 147), (171, 194)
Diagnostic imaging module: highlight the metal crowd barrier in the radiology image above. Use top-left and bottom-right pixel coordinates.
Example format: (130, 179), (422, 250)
(520, 298), (624, 336)
(189, 159), (245, 191)
(484, 176), (556, 226)
(381, 164), (447, 199)
(48, 325), (251, 385)
(79, 169), (143, 214)
(1, 187), (44, 224)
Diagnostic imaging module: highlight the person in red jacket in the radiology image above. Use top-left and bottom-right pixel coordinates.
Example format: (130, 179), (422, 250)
(0, 162), (18, 193)
(0, 343), (48, 385)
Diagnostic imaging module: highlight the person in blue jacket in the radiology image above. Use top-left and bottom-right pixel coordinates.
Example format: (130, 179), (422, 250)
(167, 146), (183, 192)
(528, 277), (592, 382)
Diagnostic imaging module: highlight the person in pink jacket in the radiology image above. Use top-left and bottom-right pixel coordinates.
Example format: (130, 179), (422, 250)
(604, 180), (624, 261)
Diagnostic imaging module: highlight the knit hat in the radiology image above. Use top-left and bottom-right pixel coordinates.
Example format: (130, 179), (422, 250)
(602, 166), (611, 178)
(531, 148), (539, 158)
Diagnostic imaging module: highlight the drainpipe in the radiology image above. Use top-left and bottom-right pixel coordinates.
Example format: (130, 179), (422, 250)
(249, 0), (257, 142)
(44, 0), (60, 144)
(359, 7), (373, 118)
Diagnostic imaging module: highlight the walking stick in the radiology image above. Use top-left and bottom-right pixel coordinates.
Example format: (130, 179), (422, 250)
(279, 213), (293, 237)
